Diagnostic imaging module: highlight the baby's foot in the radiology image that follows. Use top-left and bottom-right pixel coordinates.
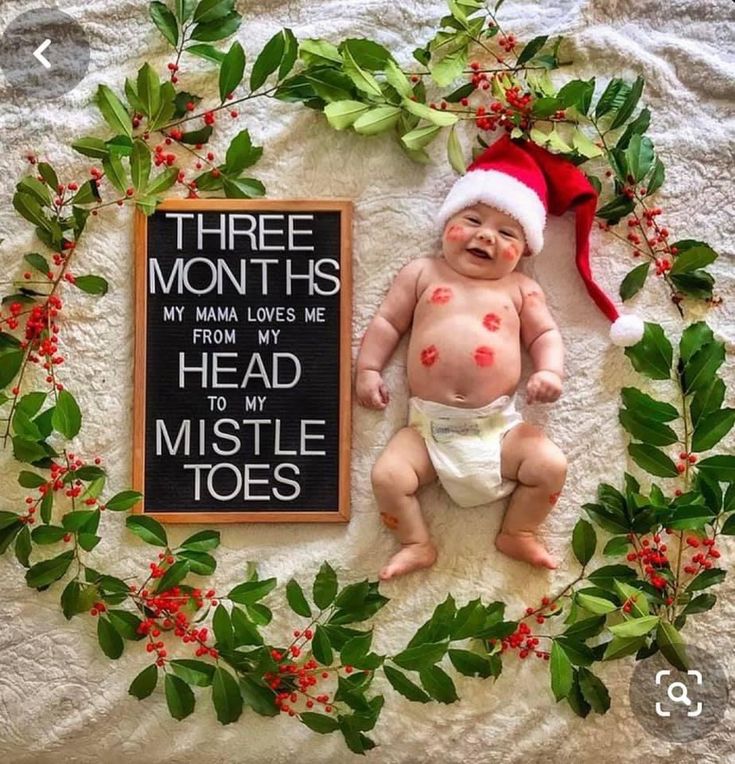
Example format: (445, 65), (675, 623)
(495, 530), (557, 569)
(379, 541), (437, 581)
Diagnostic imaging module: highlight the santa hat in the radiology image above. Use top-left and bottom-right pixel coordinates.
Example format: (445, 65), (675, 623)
(437, 134), (645, 347)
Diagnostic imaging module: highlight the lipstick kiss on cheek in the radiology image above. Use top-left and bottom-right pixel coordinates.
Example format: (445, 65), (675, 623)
(501, 244), (519, 261)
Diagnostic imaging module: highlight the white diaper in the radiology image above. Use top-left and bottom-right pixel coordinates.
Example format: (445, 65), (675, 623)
(409, 395), (522, 508)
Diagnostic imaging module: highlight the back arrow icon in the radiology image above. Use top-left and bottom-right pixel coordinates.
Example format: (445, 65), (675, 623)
(33, 39), (52, 69)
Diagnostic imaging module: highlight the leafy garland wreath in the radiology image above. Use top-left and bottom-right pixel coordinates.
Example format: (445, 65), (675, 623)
(0, 0), (731, 754)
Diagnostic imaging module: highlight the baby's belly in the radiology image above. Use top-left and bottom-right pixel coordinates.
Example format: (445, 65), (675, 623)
(406, 322), (522, 408)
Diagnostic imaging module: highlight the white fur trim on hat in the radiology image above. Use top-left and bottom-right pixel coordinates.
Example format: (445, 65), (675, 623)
(610, 314), (645, 347)
(437, 169), (547, 255)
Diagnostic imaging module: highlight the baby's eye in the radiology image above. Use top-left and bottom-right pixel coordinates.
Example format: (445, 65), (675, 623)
(466, 216), (481, 224)
(501, 230), (516, 237)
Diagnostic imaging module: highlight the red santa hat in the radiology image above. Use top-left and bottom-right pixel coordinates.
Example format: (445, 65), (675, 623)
(437, 133), (645, 347)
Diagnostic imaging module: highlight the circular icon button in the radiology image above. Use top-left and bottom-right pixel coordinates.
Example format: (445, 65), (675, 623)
(0, 9), (90, 99)
(629, 643), (729, 742)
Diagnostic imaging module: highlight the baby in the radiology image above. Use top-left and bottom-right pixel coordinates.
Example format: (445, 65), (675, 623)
(356, 134), (600, 581)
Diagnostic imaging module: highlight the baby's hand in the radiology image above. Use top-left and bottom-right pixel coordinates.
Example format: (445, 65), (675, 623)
(356, 369), (390, 409)
(526, 370), (563, 404)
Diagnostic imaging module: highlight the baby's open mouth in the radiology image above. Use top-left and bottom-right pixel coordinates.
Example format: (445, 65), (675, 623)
(467, 247), (491, 259)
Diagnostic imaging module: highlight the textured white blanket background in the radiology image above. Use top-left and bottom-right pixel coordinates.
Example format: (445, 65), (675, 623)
(0, 1), (733, 761)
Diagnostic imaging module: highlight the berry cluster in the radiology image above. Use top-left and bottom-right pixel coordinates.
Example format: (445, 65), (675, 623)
(676, 451), (697, 474)
(682, 536), (720, 575)
(496, 621), (548, 660)
(625, 532), (670, 590)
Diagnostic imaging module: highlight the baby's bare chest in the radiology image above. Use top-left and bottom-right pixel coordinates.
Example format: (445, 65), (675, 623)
(413, 280), (521, 334)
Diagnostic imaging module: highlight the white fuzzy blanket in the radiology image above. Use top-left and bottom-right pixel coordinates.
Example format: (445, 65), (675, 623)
(0, 1), (733, 762)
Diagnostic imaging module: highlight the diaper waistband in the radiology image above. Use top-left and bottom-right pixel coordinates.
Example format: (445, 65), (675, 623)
(409, 394), (516, 421)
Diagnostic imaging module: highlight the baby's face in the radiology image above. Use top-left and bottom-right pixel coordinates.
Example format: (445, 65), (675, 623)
(441, 203), (527, 280)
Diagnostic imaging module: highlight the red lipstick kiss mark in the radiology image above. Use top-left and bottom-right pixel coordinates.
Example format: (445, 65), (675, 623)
(380, 512), (399, 530)
(445, 224), (464, 242)
(473, 346), (494, 367)
(420, 345), (439, 366)
(483, 313), (501, 331)
(430, 286), (453, 304)
(549, 491), (561, 506)
(502, 246), (517, 261)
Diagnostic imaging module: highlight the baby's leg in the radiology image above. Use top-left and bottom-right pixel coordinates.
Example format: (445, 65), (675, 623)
(495, 423), (567, 569)
(371, 426), (438, 580)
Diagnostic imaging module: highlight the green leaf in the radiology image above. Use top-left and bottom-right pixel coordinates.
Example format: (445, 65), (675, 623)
(620, 262), (649, 301)
(353, 105), (402, 135)
(656, 621), (688, 671)
(392, 641), (447, 672)
(129, 664), (158, 699)
(312, 624), (333, 664)
(516, 35), (548, 66)
(25, 550), (74, 589)
(24, 252), (50, 275)
(107, 609), (144, 640)
(71, 180), (101, 206)
(176, 0), (197, 22)
(619, 409), (678, 446)
(193, 0), (234, 23)
(213, 604), (234, 649)
(610, 76), (644, 129)
(609, 615), (659, 638)
(577, 668), (611, 713)
(683, 342), (725, 395)
(324, 100), (370, 130)
(575, 592), (617, 614)
(250, 30), (287, 90)
(12, 437), (48, 465)
(646, 157), (665, 194)
(286, 578), (311, 617)
(572, 129), (603, 159)
(150, 2), (179, 47)
(18, 470), (47, 488)
(624, 322), (672, 380)
(402, 97), (459, 127)
(190, 11), (241, 42)
(383, 665), (430, 703)
(620, 388), (678, 423)
(170, 659), (215, 687)
(146, 167), (179, 196)
(383, 58), (413, 98)
(37, 162), (59, 189)
(106, 490), (143, 511)
(595, 194), (635, 223)
(418, 665), (457, 704)
(447, 125), (466, 174)
(155, 560), (190, 593)
(219, 41), (245, 101)
(616, 107), (651, 150)
(313, 562), (338, 609)
(685, 567), (726, 592)
(670, 244), (717, 275)
(550, 641), (574, 701)
(614, 580), (649, 617)
(401, 124), (442, 151)
(231, 607), (263, 646)
(670, 271), (714, 301)
(98, 616), (124, 659)
(628, 444), (678, 478)
(32, 525), (66, 544)
(680, 321), (714, 365)
(15, 525), (31, 568)
(18, 176), (51, 206)
(176, 549), (216, 575)
(601, 635), (646, 661)
(572, 519), (596, 566)
(625, 135), (654, 183)
(681, 593), (716, 615)
(301, 712), (340, 734)
(692, 409), (735, 452)
(595, 78), (628, 119)
(557, 78), (595, 114)
(180, 529), (220, 551)
(222, 178), (265, 199)
(126, 515), (168, 547)
(0, 350), (24, 389)
(447, 649), (493, 678)
(224, 130), (263, 175)
(341, 45), (382, 97)
(165, 673), (195, 720)
(227, 577), (276, 605)
(72, 137), (110, 159)
(212, 666), (243, 724)
(131, 139), (151, 192)
(62, 509), (99, 532)
(96, 85), (131, 137)
(186, 43), (226, 63)
(299, 38), (342, 67)
(587, 565), (637, 589)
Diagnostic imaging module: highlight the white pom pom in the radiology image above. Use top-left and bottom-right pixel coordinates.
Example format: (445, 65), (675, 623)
(610, 314), (645, 347)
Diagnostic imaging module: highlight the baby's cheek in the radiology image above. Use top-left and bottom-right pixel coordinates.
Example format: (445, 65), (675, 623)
(445, 224), (466, 242)
(501, 244), (519, 261)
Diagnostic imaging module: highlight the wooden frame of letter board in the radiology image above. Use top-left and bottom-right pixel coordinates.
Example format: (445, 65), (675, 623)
(133, 199), (352, 523)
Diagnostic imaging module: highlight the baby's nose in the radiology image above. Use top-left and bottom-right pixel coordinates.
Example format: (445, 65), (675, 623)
(477, 228), (495, 241)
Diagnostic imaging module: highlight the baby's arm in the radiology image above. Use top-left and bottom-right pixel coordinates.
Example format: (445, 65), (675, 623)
(517, 275), (564, 404)
(356, 258), (426, 409)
